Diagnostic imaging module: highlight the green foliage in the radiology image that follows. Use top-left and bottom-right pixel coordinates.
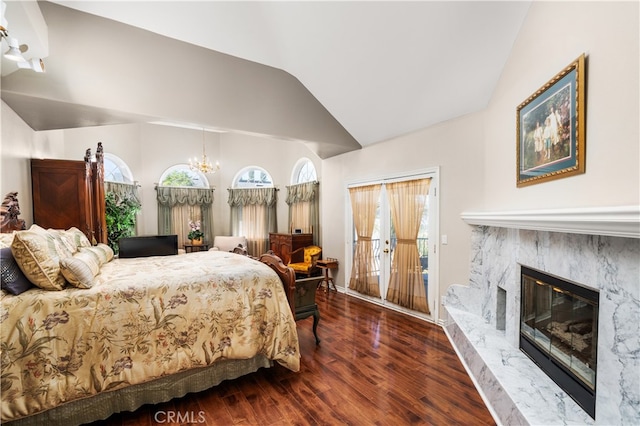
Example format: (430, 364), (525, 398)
(105, 192), (140, 254)
(161, 171), (195, 187)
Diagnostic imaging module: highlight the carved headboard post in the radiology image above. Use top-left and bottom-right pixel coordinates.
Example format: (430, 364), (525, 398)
(92, 143), (107, 244)
(0, 192), (27, 233)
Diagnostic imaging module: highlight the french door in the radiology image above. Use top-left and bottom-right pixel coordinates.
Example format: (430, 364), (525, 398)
(346, 169), (439, 320)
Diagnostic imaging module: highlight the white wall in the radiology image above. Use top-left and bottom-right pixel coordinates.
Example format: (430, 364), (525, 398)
(482, 1), (639, 209)
(0, 101), (63, 226)
(322, 111), (486, 317)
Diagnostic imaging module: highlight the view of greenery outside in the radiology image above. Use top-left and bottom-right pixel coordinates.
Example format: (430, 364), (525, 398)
(161, 171), (195, 187)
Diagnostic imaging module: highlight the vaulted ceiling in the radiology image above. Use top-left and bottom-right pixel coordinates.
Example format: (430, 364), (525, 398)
(1, 1), (531, 158)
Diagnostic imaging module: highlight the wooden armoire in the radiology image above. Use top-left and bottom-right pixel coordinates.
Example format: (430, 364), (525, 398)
(31, 143), (107, 244)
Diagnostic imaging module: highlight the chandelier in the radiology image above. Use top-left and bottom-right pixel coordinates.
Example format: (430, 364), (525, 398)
(189, 129), (220, 174)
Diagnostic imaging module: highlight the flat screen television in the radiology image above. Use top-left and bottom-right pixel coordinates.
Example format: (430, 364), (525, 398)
(118, 235), (178, 258)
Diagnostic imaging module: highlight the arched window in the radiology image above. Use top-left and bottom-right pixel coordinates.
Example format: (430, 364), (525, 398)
(103, 154), (140, 253)
(291, 157), (317, 184)
(232, 166), (273, 188)
(286, 158), (319, 244)
(159, 164), (210, 188)
(228, 166), (276, 256)
(156, 164), (213, 247)
(104, 153), (134, 183)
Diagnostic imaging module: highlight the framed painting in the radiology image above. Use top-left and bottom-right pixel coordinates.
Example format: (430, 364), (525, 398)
(516, 54), (586, 187)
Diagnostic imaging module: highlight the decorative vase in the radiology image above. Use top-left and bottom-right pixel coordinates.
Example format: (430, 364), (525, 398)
(190, 238), (203, 246)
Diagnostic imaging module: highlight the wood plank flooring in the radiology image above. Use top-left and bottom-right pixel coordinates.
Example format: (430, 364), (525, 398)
(90, 290), (495, 426)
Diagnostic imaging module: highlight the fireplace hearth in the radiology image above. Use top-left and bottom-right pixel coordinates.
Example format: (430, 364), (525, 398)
(520, 266), (598, 418)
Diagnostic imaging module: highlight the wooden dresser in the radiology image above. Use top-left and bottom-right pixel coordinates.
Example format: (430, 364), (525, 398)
(269, 233), (313, 264)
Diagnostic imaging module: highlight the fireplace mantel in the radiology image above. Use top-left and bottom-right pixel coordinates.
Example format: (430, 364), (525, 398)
(461, 205), (639, 238)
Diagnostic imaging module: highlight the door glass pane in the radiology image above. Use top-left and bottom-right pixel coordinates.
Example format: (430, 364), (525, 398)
(371, 199), (381, 282)
(418, 195), (429, 295)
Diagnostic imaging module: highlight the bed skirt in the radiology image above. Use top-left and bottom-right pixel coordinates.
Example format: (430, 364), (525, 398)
(7, 355), (272, 426)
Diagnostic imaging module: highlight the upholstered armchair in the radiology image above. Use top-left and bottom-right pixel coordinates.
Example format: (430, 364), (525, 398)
(288, 245), (322, 278)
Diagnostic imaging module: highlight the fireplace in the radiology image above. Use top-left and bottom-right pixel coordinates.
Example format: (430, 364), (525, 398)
(520, 265), (598, 419)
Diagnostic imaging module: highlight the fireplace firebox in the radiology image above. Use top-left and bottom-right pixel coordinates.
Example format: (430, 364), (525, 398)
(520, 266), (598, 419)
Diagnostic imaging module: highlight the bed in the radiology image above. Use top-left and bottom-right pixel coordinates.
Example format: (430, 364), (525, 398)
(0, 225), (299, 425)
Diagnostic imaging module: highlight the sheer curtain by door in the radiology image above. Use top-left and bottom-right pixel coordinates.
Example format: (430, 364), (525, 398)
(348, 184), (382, 298)
(385, 178), (431, 314)
(228, 188), (277, 256)
(156, 186), (214, 247)
(285, 181), (319, 245)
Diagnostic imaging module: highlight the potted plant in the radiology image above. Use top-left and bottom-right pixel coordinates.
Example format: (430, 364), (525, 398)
(188, 220), (204, 245)
(105, 192), (140, 254)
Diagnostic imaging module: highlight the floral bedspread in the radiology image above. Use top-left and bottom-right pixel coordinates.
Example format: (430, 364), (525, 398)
(0, 251), (300, 422)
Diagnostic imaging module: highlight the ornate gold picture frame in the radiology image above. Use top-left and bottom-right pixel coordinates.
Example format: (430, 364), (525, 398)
(516, 54), (586, 187)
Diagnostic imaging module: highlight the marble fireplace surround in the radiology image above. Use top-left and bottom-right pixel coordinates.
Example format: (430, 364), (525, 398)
(443, 206), (639, 426)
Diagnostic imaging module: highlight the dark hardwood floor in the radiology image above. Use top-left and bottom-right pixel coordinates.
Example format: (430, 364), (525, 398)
(91, 290), (495, 425)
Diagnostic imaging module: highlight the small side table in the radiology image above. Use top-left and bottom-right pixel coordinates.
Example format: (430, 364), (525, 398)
(316, 258), (338, 292)
(184, 243), (210, 253)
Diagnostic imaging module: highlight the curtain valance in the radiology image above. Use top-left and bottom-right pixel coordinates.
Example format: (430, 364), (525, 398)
(105, 181), (141, 205)
(227, 188), (277, 207)
(156, 186), (214, 206)
(285, 181), (319, 204)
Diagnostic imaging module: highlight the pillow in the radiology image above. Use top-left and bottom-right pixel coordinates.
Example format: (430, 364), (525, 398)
(0, 247), (33, 295)
(80, 244), (114, 266)
(47, 229), (79, 256)
(0, 232), (15, 249)
(60, 250), (101, 289)
(64, 227), (92, 249)
(11, 229), (67, 291)
(28, 224), (74, 259)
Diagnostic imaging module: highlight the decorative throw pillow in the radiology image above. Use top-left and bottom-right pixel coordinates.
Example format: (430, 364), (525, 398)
(0, 247), (33, 295)
(81, 244), (114, 266)
(47, 229), (79, 256)
(64, 227), (92, 249)
(11, 229), (67, 291)
(0, 232), (15, 249)
(28, 224), (74, 259)
(60, 250), (101, 289)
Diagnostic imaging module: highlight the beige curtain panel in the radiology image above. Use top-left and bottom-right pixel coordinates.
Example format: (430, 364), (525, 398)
(348, 184), (382, 298)
(228, 188), (277, 256)
(385, 178), (431, 314)
(156, 186), (215, 244)
(104, 181), (141, 205)
(286, 181), (319, 244)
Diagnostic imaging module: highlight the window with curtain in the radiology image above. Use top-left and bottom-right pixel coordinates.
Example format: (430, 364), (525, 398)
(385, 178), (431, 314)
(229, 166), (276, 256)
(156, 165), (214, 247)
(104, 154), (141, 251)
(348, 184), (382, 298)
(285, 181), (319, 245)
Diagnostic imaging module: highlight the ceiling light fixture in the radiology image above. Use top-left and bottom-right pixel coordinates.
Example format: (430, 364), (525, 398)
(189, 129), (220, 174)
(3, 36), (25, 62)
(17, 57), (45, 72)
